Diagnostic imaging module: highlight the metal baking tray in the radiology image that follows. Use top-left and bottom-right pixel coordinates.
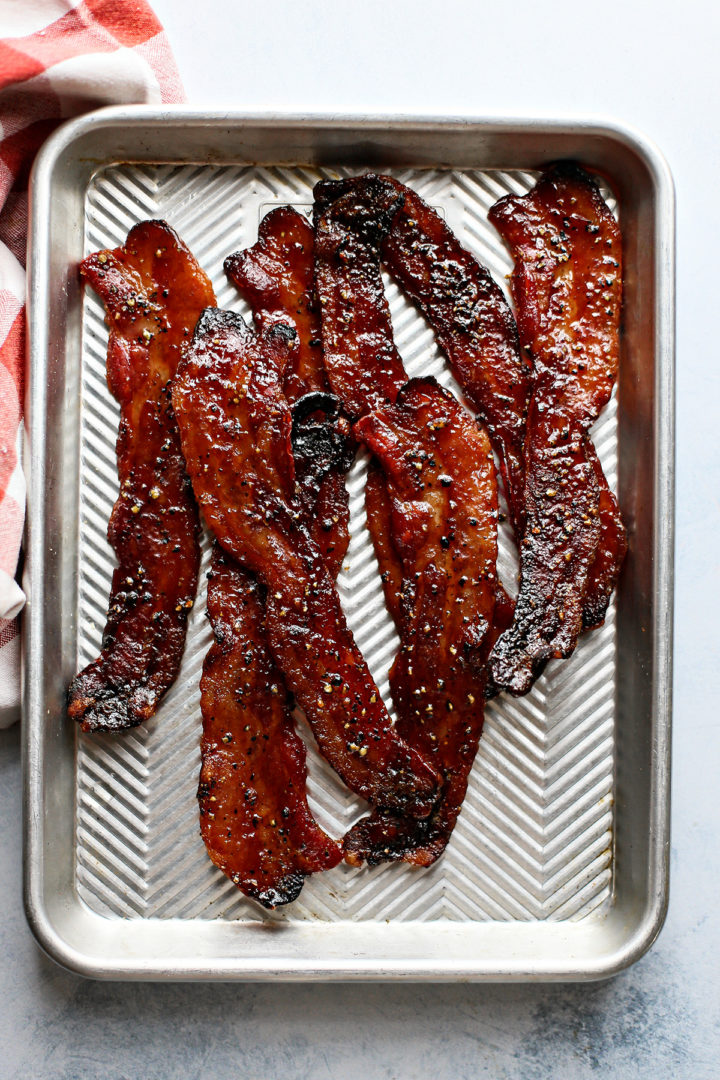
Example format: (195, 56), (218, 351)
(24, 108), (674, 981)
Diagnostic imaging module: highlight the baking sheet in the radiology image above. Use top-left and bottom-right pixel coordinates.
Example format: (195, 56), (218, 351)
(76, 163), (616, 925)
(25, 111), (673, 979)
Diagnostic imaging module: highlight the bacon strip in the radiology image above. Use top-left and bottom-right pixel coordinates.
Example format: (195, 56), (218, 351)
(225, 205), (353, 574)
(290, 391), (354, 578)
(344, 379), (498, 866)
(365, 460), (404, 628)
(314, 175), (407, 416)
(314, 176), (505, 863)
(583, 441), (627, 631)
(225, 205), (327, 401)
(379, 176), (531, 536)
(195, 210), (355, 905)
(199, 549), (342, 907)
(173, 308), (440, 816)
(198, 394), (351, 907)
(487, 164), (625, 694)
(68, 221), (214, 732)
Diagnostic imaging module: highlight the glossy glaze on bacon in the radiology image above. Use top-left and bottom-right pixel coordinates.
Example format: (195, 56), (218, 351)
(199, 548), (341, 908)
(68, 221), (214, 732)
(314, 175), (407, 416)
(487, 164), (625, 694)
(226, 205), (353, 574)
(198, 395), (350, 908)
(291, 391), (354, 577)
(366, 431), (514, 645)
(344, 379), (498, 866)
(365, 459), (405, 628)
(200, 210), (353, 905)
(173, 308), (440, 816)
(313, 176), (502, 863)
(379, 176), (531, 536)
(225, 206), (327, 401)
(583, 441), (627, 630)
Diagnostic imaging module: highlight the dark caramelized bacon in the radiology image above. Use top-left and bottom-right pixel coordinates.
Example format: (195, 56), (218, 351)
(489, 165), (621, 422)
(488, 404), (602, 694)
(291, 392), (354, 578)
(313, 176), (505, 862)
(207, 211), (353, 904)
(226, 206), (353, 577)
(68, 221), (214, 732)
(173, 308), (440, 816)
(314, 175), (407, 416)
(345, 379), (498, 866)
(487, 164), (625, 694)
(583, 441), (627, 630)
(199, 549), (341, 908)
(379, 176), (531, 536)
(365, 460), (404, 628)
(199, 394), (351, 907)
(224, 206), (326, 400)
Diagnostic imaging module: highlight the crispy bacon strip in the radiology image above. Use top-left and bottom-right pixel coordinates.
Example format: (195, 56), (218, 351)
(583, 441), (627, 630)
(68, 221), (214, 732)
(173, 308), (440, 816)
(200, 210), (353, 905)
(379, 175), (531, 536)
(291, 391), (354, 577)
(225, 206), (353, 573)
(365, 460), (405, 628)
(344, 379), (498, 866)
(379, 174), (622, 636)
(314, 175), (407, 416)
(487, 164), (625, 694)
(367, 451), (514, 642)
(199, 548), (341, 908)
(225, 206), (327, 401)
(198, 396), (350, 908)
(313, 177), (503, 863)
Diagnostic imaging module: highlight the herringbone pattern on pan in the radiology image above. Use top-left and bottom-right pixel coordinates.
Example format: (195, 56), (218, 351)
(76, 165), (617, 923)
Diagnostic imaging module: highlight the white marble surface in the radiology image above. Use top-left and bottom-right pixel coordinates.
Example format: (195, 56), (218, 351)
(5, 0), (720, 1076)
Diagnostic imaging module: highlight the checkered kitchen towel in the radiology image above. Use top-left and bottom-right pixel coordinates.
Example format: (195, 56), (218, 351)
(0, 0), (183, 725)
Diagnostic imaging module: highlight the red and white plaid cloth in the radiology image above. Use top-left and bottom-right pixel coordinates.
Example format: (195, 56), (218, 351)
(0, 0), (183, 725)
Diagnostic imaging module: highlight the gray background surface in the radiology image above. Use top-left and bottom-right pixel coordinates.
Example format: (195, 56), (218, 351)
(5, 0), (719, 1076)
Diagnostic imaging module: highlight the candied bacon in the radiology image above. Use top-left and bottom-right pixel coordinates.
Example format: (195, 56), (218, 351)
(313, 175), (503, 864)
(198, 210), (355, 905)
(225, 206), (327, 401)
(367, 451), (513, 644)
(226, 206), (353, 574)
(488, 403), (602, 694)
(290, 391), (354, 577)
(583, 441), (627, 631)
(344, 379), (498, 866)
(365, 459), (404, 628)
(379, 173), (624, 647)
(314, 175), (407, 416)
(173, 308), (440, 816)
(68, 220), (214, 732)
(198, 394), (351, 907)
(199, 548), (341, 908)
(487, 164), (625, 694)
(379, 175), (531, 537)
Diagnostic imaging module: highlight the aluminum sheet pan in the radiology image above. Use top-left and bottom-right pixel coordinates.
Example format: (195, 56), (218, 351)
(24, 109), (675, 981)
